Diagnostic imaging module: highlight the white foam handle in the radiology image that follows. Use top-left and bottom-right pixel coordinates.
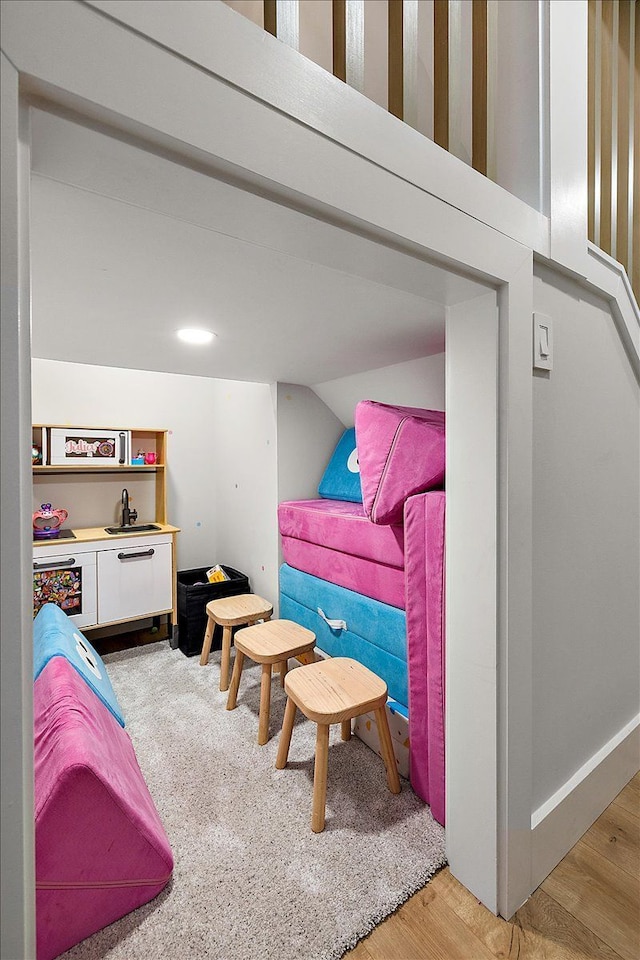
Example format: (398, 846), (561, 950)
(317, 608), (347, 631)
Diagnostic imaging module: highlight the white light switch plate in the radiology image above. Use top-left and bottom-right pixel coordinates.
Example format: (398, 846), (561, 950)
(533, 313), (553, 371)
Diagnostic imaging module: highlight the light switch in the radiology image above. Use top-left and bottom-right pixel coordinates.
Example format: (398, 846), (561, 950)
(533, 313), (553, 371)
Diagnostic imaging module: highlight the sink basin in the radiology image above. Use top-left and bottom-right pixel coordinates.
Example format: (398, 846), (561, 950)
(104, 524), (162, 535)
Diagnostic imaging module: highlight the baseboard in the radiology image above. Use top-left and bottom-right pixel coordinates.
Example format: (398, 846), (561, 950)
(353, 702), (410, 779)
(530, 714), (640, 889)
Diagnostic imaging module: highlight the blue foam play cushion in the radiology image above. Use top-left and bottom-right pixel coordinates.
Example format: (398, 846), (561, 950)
(279, 563), (407, 708)
(318, 427), (363, 503)
(33, 603), (125, 727)
(388, 699), (409, 720)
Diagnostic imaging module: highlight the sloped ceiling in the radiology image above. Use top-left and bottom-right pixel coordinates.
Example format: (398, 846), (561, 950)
(29, 108), (489, 385)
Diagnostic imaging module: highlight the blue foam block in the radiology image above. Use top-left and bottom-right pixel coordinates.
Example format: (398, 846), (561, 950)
(279, 564), (408, 708)
(388, 699), (409, 720)
(33, 603), (125, 727)
(318, 428), (363, 503)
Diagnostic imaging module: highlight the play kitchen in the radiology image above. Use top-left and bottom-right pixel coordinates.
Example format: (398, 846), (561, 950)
(32, 424), (180, 640)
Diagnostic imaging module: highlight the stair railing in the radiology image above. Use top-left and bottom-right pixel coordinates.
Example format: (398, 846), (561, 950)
(588, 0), (638, 298)
(224, 0), (639, 300)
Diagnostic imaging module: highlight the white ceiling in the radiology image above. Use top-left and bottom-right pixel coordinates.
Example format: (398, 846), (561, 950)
(29, 109), (490, 386)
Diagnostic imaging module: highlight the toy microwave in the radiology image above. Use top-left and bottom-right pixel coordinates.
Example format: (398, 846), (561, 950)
(49, 428), (131, 466)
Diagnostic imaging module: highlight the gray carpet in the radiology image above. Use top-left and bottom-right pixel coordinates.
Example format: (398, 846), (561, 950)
(62, 641), (446, 960)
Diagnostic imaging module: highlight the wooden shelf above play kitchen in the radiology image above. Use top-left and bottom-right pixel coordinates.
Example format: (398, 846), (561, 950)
(33, 464), (165, 474)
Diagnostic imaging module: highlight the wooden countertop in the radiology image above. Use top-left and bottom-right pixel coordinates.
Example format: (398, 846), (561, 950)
(33, 524), (180, 547)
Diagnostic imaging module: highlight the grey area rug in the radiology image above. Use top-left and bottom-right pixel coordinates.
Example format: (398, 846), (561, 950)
(62, 641), (446, 960)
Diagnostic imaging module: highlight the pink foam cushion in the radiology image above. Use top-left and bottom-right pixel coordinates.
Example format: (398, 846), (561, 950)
(355, 401), (445, 525)
(34, 657), (173, 960)
(281, 536), (406, 609)
(404, 491), (445, 825)
(278, 499), (404, 567)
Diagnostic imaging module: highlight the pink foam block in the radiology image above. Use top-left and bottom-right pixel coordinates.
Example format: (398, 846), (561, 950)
(281, 536), (406, 609)
(355, 401), (445, 525)
(35, 657), (173, 960)
(278, 498), (406, 607)
(404, 490), (446, 825)
(278, 499), (405, 567)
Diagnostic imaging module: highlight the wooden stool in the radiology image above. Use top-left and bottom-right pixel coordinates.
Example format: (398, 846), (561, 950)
(226, 619), (316, 744)
(276, 657), (401, 832)
(200, 593), (273, 692)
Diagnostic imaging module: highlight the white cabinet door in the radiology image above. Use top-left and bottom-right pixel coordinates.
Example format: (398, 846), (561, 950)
(97, 540), (172, 624)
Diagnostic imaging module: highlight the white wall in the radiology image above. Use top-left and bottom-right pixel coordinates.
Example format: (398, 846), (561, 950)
(276, 383), (344, 503)
(210, 377), (279, 604)
(531, 265), (640, 861)
(312, 353), (446, 425)
(31, 360), (278, 602)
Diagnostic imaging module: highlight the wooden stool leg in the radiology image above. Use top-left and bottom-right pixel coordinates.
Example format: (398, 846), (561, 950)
(226, 650), (245, 710)
(341, 720), (352, 741)
(279, 659), (288, 687)
(374, 706), (401, 795)
(199, 615), (214, 666)
(258, 663), (272, 745)
(312, 723), (330, 833)
(276, 697), (297, 769)
(219, 625), (233, 692)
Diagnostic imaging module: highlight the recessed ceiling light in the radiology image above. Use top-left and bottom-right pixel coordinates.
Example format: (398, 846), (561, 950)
(176, 328), (216, 345)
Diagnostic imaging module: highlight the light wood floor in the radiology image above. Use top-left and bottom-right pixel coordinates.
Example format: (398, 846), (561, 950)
(346, 772), (639, 960)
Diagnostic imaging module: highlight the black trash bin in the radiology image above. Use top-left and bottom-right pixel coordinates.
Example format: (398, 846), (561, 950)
(176, 565), (250, 657)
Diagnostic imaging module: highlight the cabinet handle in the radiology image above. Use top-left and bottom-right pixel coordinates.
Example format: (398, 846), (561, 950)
(34, 558), (75, 570)
(117, 548), (155, 561)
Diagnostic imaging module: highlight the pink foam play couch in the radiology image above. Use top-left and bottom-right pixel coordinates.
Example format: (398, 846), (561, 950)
(35, 655), (173, 960)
